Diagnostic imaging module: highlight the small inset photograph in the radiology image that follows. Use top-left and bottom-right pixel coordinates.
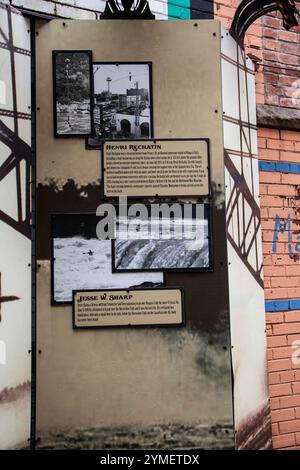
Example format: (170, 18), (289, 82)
(112, 205), (212, 272)
(53, 50), (93, 136)
(52, 213), (164, 304)
(86, 62), (153, 149)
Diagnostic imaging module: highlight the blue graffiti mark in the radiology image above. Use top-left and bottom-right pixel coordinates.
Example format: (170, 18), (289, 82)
(272, 214), (291, 252)
(272, 214), (300, 260)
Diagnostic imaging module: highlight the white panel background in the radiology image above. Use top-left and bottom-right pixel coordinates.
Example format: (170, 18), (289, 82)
(221, 24), (271, 448)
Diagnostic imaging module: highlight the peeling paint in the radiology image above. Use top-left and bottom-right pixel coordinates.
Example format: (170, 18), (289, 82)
(40, 177), (100, 192)
(0, 381), (31, 405)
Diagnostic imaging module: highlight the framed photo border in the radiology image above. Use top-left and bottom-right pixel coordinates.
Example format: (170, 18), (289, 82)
(52, 50), (94, 138)
(111, 203), (214, 274)
(72, 286), (185, 329)
(85, 61), (154, 150)
(101, 137), (211, 200)
(50, 212), (166, 306)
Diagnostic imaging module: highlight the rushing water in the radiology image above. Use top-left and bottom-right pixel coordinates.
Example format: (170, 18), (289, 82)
(114, 217), (209, 270)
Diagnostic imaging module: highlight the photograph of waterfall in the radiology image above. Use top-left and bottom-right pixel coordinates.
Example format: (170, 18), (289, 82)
(53, 50), (93, 136)
(51, 213), (164, 304)
(112, 205), (212, 272)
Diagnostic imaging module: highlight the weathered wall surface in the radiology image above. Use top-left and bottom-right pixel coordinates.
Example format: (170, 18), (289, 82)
(261, 13), (300, 109)
(221, 25), (272, 449)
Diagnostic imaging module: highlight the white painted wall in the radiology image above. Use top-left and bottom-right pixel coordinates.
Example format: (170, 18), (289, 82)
(2, 0), (169, 20)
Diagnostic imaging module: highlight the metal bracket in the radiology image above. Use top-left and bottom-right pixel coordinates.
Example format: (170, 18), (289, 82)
(230, 0), (299, 48)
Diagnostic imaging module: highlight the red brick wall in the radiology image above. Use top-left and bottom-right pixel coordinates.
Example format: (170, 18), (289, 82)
(215, 3), (300, 106)
(215, 1), (265, 103)
(216, 1), (300, 450)
(259, 128), (300, 449)
(262, 12), (300, 108)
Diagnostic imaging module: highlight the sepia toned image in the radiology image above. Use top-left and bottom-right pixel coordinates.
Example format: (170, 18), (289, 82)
(53, 50), (93, 136)
(86, 62), (153, 149)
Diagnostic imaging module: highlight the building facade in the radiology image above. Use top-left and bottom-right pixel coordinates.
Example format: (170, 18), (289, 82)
(0, 0), (299, 450)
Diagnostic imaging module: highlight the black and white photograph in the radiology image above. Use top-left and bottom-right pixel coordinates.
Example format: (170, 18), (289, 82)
(86, 62), (153, 149)
(51, 213), (164, 304)
(53, 50), (93, 137)
(112, 205), (212, 272)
